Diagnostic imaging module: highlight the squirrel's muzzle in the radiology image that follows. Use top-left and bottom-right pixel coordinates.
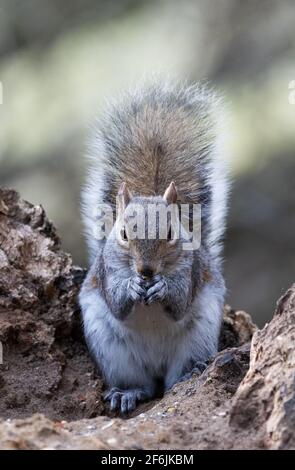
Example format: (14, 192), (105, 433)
(137, 265), (154, 280)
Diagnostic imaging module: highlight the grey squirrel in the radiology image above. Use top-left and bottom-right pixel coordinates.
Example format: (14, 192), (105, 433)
(79, 81), (229, 413)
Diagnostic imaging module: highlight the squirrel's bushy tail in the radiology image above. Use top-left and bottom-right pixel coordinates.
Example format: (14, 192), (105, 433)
(82, 81), (229, 262)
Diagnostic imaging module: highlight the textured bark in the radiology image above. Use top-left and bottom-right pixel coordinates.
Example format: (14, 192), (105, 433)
(0, 188), (104, 422)
(0, 188), (294, 449)
(229, 285), (295, 449)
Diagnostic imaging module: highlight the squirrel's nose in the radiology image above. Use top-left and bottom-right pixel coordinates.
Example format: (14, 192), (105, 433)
(138, 265), (154, 280)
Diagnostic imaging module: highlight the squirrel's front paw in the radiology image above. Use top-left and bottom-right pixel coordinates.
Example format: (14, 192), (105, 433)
(127, 275), (146, 303)
(145, 275), (168, 305)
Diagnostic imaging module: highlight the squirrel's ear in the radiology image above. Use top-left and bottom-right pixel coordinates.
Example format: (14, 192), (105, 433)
(163, 181), (178, 204)
(117, 182), (132, 213)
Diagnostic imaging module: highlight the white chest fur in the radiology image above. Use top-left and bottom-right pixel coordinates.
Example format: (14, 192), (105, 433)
(126, 303), (178, 336)
(120, 303), (187, 374)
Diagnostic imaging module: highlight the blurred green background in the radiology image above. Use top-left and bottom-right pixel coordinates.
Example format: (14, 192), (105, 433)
(0, 0), (295, 325)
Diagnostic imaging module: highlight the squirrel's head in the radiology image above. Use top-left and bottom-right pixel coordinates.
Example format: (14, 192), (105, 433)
(115, 181), (181, 279)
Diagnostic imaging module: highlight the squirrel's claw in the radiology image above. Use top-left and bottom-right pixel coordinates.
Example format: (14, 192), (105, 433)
(145, 277), (168, 305)
(128, 276), (146, 302)
(104, 387), (148, 414)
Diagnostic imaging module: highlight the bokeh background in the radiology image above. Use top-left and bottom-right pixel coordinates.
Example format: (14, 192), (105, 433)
(0, 0), (295, 326)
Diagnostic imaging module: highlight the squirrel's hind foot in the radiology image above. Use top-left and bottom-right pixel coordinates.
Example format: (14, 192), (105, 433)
(178, 361), (208, 383)
(104, 387), (150, 414)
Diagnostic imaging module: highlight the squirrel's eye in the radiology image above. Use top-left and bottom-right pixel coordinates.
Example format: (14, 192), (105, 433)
(121, 228), (128, 241)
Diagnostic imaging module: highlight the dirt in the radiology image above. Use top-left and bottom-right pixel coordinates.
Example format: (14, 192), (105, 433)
(0, 188), (104, 422)
(0, 187), (294, 450)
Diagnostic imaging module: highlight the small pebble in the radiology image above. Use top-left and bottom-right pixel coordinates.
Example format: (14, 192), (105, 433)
(106, 437), (117, 446)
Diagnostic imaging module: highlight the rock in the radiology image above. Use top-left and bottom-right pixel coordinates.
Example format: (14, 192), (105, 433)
(0, 188), (104, 422)
(229, 284), (295, 449)
(0, 187), (294, 450)
(0, 414), (109, 450)
(220, 305), (257, 350)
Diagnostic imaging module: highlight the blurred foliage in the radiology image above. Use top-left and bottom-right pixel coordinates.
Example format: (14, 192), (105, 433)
(0, 0), (295, 325)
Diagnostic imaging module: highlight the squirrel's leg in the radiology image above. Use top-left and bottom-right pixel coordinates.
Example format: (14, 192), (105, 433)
(82, 251), (147, 321)
(79, 280), (155, 414)
(165, 280), (224, 389)
(104, 271), (147, 320)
